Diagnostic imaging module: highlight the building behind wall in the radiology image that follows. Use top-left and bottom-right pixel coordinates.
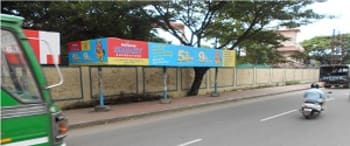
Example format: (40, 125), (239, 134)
(275, 28), (305, 67)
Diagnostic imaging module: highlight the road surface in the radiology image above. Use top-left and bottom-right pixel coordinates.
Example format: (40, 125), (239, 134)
(67, 89), (350, 146)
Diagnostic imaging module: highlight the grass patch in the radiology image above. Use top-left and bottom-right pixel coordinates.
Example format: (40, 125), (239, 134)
(285, 81), (300, 85)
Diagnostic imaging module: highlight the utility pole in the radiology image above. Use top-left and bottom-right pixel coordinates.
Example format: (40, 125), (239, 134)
(330, 29), (344, 65)
(334, 31), (345, 64)
(330, 29), (335, 65)
(340, 33), (345, 63)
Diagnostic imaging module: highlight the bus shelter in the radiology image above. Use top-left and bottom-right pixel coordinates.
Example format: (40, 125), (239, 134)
(68, 37), (236, 111)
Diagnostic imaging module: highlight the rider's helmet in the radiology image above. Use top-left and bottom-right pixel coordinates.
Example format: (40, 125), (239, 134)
(310, 83), (320, 89)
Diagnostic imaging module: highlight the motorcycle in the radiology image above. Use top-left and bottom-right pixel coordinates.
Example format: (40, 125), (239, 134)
(300, 91), (331, 119)
(300, 101), (323, 119)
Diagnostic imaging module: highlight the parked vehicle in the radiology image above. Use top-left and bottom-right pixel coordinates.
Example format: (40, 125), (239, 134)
(1, 14), (67, 146)
(319, 64), (350, 88)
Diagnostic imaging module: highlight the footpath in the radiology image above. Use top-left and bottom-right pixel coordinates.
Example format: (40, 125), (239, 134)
(64, 84), (309, 129)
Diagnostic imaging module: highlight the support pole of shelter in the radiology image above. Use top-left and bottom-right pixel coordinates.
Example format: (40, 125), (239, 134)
(94, 67), (110, 112)
(211, 67), (220, 97)
(160, 67), (171, 104)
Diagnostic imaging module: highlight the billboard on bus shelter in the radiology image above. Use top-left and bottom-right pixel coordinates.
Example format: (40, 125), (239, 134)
(68, 37), (235, 67)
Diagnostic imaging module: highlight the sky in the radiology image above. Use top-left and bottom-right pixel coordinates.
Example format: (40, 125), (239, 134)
(297, 0), (350, 42)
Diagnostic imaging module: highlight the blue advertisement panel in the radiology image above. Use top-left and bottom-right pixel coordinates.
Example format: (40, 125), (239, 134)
(149, 42), (197, 67)
(149, 42), (224, 67)
(173, 45), (197, 67)
(68, 38), (108, 64)
(193, 49), (223, 67)
(148, 42), (176, 66)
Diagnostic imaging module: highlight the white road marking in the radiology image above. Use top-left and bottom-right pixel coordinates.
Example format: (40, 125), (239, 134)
(260, 109), (297, 122)
(177, 138), (203, 146)
(259, 97), (335, 122)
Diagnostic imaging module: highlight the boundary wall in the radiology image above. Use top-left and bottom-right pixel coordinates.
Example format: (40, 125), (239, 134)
(43, 66), (319, 107)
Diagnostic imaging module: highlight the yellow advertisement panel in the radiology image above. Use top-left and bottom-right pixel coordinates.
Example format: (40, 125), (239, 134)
(81, 40), (90, 51)
(108, 57), (149, 66)
(223, 50), (236, 67)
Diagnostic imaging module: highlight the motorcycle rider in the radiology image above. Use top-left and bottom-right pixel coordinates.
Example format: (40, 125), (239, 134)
(304, 83), (326, 110)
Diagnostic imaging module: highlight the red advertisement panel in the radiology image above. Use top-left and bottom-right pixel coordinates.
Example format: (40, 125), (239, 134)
(107, 38), (148, 58)
(47, 54), (61, 64)
(67, 41), (82, 52)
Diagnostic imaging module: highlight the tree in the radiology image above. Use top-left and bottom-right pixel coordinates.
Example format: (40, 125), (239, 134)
(1, 1), (166, 56)
(302, 33), (350, 64)
(239, 43), (284, 64)
(236, 30), (286, 64)
(2, 1), (324, 95)
(145, 1), (324, 96)
(144, 1), (226, 96)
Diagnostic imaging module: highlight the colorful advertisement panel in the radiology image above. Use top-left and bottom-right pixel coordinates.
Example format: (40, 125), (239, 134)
(107, 38), (148, 65)
(68, 37), (235, 67)
(24, 29), (61, 64)
(68, 38), (108, 64)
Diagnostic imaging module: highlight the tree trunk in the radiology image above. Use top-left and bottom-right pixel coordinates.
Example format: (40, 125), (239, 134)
(187, 67), (209, 96)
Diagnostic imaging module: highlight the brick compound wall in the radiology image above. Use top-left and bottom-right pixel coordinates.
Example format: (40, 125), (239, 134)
(43, 66), (319, 108)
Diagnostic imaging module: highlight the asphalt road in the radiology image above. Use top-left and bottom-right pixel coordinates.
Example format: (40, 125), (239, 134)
(66, 89), (350, 146)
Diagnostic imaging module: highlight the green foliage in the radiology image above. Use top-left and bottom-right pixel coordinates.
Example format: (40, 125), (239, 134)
(1, 1), (166, 55)
(239, 43), (284, 64)
(145, 1), (225, 47)
(208, 1), (323, 47)
(1, 1), (325, 96)
(301, 33), (350, 64)
(238, 30), (285, 64)
(206, 1), (323, 64)
(286, 81), (300, 85)
(144, 0), (324, 95)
